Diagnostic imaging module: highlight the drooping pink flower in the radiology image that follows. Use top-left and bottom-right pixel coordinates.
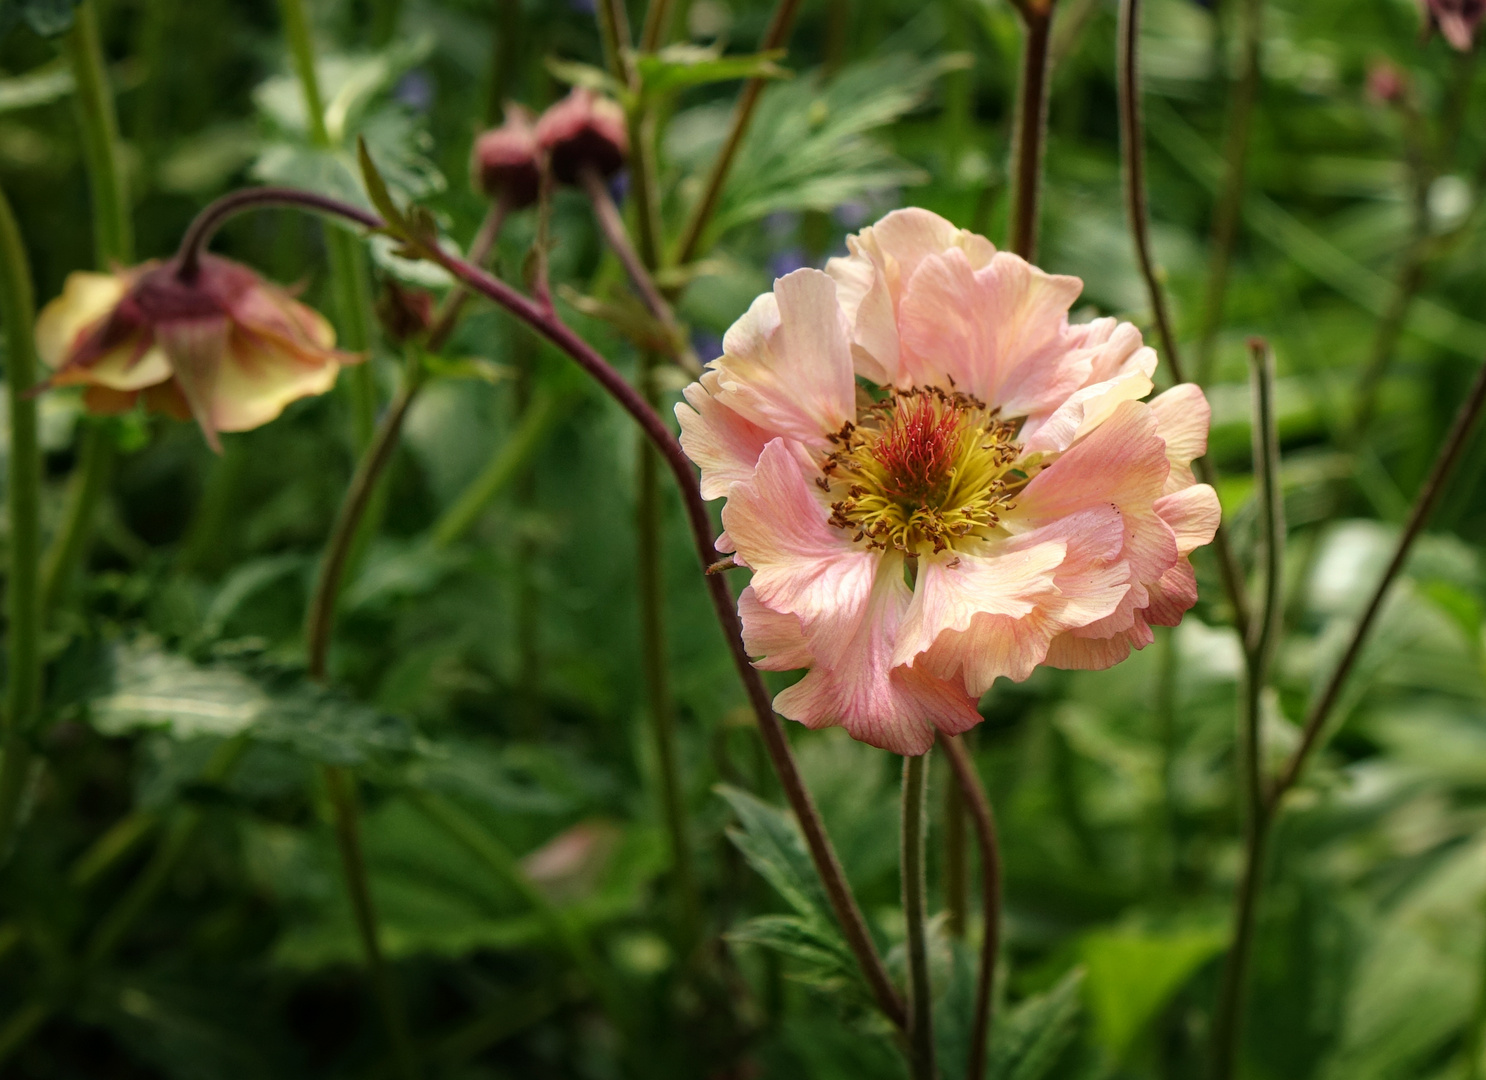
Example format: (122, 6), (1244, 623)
(471, 104), (541, 208)
(1421, 0), (1485, 50)
(35, 256), (359, 452)
(534, 88), (628, 185)
(677, 209), (1220, 755)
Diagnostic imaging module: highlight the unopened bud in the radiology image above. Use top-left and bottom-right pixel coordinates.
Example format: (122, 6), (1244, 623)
(471, 105), (541, 208)
(376, 279), (436, 344)
(535, 88), (628, 186)
(1365, 59), (1407, 105)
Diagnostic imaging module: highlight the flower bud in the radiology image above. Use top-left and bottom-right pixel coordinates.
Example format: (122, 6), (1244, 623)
(471, 105), (541, 208)
(535, 88), (628, 186)
(375, 278), (436, 345)
(1365, 59), (1407, 105)
(1421, 0), (1484, 51)
(35, 256), (359, 452)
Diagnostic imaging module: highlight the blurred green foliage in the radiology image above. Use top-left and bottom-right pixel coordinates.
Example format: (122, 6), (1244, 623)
(0, 0), (1484, 1077)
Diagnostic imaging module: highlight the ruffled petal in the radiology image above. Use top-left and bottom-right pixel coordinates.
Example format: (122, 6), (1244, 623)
(209, 331), (342, 434)
(897, 249), (1087, 413)
(35, 271), (127, 369)
(709, 269), (856, 448)
(720, 438), (879, 668)
(1156, 485), (1221, 556)
(1148, 382), (1212, 493)
(676, 370), (774, 500)
(1020, 321), (1157, 453)
(774, 553), (981, 755)
(739, 586), (813, 671)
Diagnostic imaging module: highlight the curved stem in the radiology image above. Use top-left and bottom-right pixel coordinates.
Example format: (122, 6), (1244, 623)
(177, 187), (383, 282)
(1194, 0), (1263, 385)
(1008, 5), (1055, 261)
(0, 184), (42, 865)
(673, 0), (805, 266)
(939, 732), (1001, 1080)
(425, 197), (508, 356)
(171, 185), (907, 1029)
(1269, 355), (1486, 809)
(901, 752), (935, 1080)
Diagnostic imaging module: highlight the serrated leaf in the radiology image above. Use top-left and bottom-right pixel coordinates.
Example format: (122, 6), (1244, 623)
(989, 969), (1085, 1080)
(726, 914), (857, 990)
(635, 45), (789, 97)
(716, 784), (831, 919)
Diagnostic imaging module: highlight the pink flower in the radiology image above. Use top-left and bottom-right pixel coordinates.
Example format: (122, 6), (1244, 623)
(471, 104), (541, 208)
(677, 209), (1220, 755)
(534, 88), (628, 185)
(1422, 0), (1485, 50)
(35, 256), (359, 451)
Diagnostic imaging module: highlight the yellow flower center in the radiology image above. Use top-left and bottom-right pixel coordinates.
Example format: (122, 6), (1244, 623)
(820, 386), (1032, 556)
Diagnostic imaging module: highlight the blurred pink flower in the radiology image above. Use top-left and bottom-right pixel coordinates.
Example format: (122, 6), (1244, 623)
(678, 209), (1220, 755)
(535, 87), (628, 185)
(471, 104), (541, 208)
(1365, 59), (1407, 105)
(1422, 0), (1484, 50)
(36, 256), (358, 451)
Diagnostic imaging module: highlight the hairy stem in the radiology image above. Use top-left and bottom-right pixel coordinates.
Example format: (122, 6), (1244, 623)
(1008, 4), (1055, 261)
(902, 752), (936, 1080)
(0, 185), (43, 865)
(940, 731), (1002, 1080)
(1211, 339), (1286, 1080)
(673, 0), (805, 266)
(1194, 0), (1263, 385)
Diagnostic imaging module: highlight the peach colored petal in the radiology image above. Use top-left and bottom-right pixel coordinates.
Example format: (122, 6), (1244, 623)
(825, 208), (996, 385)
(1044, 629), (1141, 670)
(1148, 382), (1212, 493)
(774, 554), (981, 755)
(709, 269), (856, 448)
(208, 333), (341, 434)
(35, 271), (127, 370)
(897, 249), (1088, 414)
(1144, 559), (1199, 626)
(1020, 321), (1157, 453)
(676, 370), (774, 500)
(157, 317), (230, 452)
(910, 507), (1132, 693)
(739, 586), (814, 672)
(1156, 485), (1220, 557)
(721, 438), (879, 668)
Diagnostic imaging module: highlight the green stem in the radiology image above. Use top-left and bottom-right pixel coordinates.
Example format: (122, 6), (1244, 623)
(902, 752), (935, 1080)
(1211, 339), (1284, 1080)
(1464, 890), (1486, 1080)
(324, 765), (422, 1080)
(1194, 0), (1263, 385)
(277, 0), (378, 446)
(0, 184), (42, 865)
(41, 424), (113, 617)
(1008, 4), (1055, 261)
(62, 1), (132, 267)
(429, 386), (562, 548)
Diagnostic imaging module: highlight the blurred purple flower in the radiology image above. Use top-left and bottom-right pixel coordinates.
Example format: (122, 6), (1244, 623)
(570, 0), (597, 12)
(394, 70), (434, 114)
(768, 248), (810, 278)
(764, 211), (798, 241)
(691, 331), (723, 364)
(609, 170), (629, 207)
(833, 201), (870, 229)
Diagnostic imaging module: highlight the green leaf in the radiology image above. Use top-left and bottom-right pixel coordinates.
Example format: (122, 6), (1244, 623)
(0, 60), (73, 111)
(716, 784), (831, 919)
(989, 969), (1085, 1080)
(634, 44), (788, 97)
(357, 136), (407, 232)
(726, 914), (857, 992)
(1080, 927), (1226, 1060)
(544, 57), (623, 97)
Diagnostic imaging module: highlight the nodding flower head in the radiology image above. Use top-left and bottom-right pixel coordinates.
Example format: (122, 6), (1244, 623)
(35, 255), (359, 452)
(676, 209), (1220, 755)
(1421, 0), (1485, 50)
(471, 105), (541, 208)
(535, 87), (628, 185)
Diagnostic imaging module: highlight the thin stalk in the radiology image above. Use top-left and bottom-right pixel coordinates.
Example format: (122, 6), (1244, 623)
(944, 761), (968, 938)
(939, 732), (1002, 1080)
(1007, 4), (1056, 261)
(902, 752), (935, 1080)
(673, 0), (805, 266)
(595, 0), (635, 87)
(323, 765), (421, 1080)
(1464, 890), (1486, 1080)
(174, 186), (907, 1030)
(62, 1), (132, 267)
(1194, 0), (1263, 385)
(580, 166), (699, 371)
(429, 386), (562, 548)
(640, 0), (677, 52)
(277, 0), (378, 444)
(0, 185), (42, 864)
(425, 198), (508, 356)
(1269, 355), (1486, 808)
(1211, 339), (1285, 1080)
(41, 426), (113, 618)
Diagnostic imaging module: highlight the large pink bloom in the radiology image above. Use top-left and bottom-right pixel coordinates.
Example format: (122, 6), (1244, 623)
(678, 209), (1219, 755)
